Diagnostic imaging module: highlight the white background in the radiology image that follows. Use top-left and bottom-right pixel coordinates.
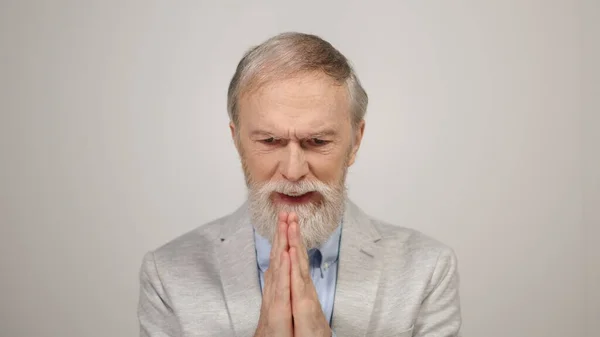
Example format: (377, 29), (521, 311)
(0, 1), (597, 336)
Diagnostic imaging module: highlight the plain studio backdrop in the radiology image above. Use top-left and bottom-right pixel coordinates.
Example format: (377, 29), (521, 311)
(0, 1), (598, 337)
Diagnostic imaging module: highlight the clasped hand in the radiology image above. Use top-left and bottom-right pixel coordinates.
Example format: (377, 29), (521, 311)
(253, 212), (332, 337)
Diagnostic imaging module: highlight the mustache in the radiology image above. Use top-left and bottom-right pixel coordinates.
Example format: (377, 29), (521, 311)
(252, 179), (340, 200)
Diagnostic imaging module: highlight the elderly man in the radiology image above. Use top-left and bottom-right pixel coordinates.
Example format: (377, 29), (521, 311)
(138, 32), (462, 337)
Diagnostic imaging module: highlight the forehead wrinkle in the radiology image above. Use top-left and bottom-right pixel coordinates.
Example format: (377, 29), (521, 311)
(239, 73), (352, 140)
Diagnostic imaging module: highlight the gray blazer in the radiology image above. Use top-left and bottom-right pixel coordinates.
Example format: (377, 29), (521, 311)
(138, 200), (462, 337)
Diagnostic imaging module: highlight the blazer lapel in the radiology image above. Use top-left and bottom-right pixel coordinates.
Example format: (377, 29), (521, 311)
(332, 200), (383, 337)
(216, 203), (262, 337)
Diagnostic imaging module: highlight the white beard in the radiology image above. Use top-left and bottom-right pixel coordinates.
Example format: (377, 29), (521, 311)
(247, 178), (347, 249)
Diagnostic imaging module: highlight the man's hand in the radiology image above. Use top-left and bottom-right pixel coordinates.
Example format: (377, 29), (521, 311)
(287, 212), (333, 337)
(254, 212), (293, 337)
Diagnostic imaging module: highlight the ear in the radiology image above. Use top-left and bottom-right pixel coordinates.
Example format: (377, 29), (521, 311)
(229, 121), (241, 154)
(229, 121), (236, 139)
(347, 120), (365, 167)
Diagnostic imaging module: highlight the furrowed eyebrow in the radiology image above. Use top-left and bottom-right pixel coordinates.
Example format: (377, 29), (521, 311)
(307, 129), (337, 138)
(248, 128), (338, 139)
(249, 130), (275, 138)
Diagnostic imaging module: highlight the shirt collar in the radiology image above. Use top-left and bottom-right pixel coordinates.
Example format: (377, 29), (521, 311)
(254, 229), (272, 272)
(254, 223), (342, 273)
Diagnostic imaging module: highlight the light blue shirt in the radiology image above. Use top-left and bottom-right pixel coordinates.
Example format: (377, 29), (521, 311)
(254, 224), (342, 326)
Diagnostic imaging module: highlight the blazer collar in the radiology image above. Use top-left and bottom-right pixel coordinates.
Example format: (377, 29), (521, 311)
(215, 202), (262, 337)
(331, 199), (384, 336)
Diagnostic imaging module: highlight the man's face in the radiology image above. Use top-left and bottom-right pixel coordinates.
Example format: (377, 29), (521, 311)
(230, 72), (364, 248)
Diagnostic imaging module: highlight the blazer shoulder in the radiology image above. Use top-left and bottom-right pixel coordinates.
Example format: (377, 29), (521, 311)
(149, 211), (236, 262)
(369, 218), (459, 293)
(370, 217), (456, 259)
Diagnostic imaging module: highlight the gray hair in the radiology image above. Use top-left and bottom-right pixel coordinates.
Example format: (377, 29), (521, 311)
(227, 32), (368, 127)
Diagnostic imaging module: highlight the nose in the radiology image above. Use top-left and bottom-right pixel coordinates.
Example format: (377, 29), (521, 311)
(280, 142), (308, 182)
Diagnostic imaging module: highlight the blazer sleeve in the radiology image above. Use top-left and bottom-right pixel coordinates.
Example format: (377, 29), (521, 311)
(413, 247), (462, 336)
(138, 251), (182, 337)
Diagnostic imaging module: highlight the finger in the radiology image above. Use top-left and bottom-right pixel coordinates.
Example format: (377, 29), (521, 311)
(276, 250), (291, 305)
(287, 212), (300, 249)
(288, 220), (310, 278)
(269, 211), (288, 269)
(288, 212), (298, 232)
(289, 246), (305, 298)
(278, 210), (289, 224)
(278, 212), (289, 254)
(269, 212), (283, 258)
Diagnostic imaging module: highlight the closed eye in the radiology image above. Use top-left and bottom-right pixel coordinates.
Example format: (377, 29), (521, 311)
(307, 138), (331, 147)
(259, 137), (278, 145)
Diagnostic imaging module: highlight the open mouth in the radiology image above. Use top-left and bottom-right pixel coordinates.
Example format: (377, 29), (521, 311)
(275, 191), (316, 205)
